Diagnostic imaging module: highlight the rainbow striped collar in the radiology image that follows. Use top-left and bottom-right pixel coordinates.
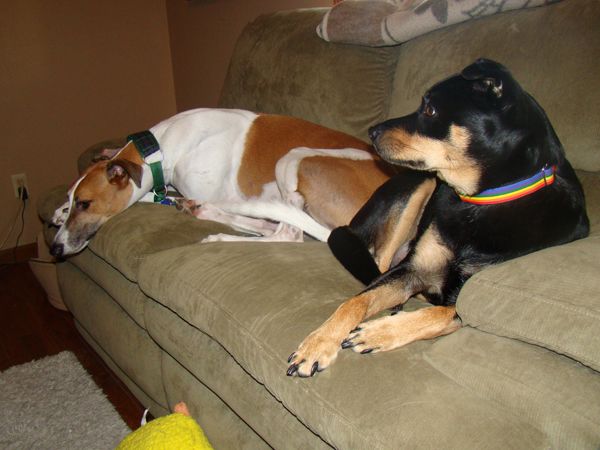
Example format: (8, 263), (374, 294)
(458, 165), (556, 205)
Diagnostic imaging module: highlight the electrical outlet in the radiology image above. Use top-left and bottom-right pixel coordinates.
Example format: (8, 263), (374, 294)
(11, 173), (28, 199)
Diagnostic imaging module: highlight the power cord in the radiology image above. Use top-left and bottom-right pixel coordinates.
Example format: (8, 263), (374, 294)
(0, 186), (29, 271)
(0, 203), (22, 249)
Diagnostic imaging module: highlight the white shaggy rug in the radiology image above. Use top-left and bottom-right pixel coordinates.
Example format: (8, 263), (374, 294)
(0, 351), (130, 449)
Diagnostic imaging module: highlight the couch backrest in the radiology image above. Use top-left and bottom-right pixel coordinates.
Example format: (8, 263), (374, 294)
(218, 8), (400, 141)
(386, 0), (600, 173)
(220, 0), (599, 173)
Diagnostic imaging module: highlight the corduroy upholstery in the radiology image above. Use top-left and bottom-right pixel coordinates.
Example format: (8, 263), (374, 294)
(40, 1), (600, 447)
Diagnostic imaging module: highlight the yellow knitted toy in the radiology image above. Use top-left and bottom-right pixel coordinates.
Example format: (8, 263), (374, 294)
(117, 402), (213, 450)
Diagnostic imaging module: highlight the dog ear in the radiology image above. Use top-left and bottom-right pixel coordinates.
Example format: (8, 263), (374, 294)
(461, 58), (515, 105)
(107, 159), (143, 188)
(461, 58), (501, 79)
(474, 77), (503, 98)
(92, 147), (121, 163)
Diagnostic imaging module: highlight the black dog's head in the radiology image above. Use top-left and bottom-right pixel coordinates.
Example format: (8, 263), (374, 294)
(370, 58), (563, 195)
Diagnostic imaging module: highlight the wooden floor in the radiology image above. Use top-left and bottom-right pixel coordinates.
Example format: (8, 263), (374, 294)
(0, 244), (145, 430)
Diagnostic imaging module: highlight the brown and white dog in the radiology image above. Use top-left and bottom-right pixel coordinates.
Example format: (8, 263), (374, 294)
(50, 108), (392, 257)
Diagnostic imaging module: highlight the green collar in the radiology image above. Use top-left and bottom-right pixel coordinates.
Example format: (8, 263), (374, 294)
(127, 130), (166, 203)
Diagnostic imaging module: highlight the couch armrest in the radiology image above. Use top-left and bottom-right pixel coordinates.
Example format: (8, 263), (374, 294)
(37, 184), (68, 247)
(457, 235), (600, 372)
(77, 137), (127, 174)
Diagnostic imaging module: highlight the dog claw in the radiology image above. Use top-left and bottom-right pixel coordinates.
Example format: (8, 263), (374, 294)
(350, 327), (362, 333)
(310, 362), (319, 376)
(287, 352), (296, 363)
(286, 358), (306, 377)
(286, 363), (299, 376)
(389, 305), (404, 315)
(341, 339), (354, 349)
(361, 348), (374, 354)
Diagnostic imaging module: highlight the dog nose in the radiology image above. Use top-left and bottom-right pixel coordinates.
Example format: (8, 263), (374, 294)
(50, 243), (64, 258)
(368, 125), (383, 143)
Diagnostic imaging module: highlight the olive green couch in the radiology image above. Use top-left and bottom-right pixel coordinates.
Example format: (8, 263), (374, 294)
(41, 1), (600, 448)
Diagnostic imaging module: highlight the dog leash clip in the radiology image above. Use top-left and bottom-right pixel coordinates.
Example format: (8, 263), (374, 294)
(152, 185), (168, 203)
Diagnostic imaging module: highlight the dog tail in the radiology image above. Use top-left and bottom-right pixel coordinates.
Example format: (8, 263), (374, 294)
(213, 200), (331, 241)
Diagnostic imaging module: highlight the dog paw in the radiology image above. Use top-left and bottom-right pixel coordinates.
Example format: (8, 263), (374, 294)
(286, 331), (341, 377)
(174, 198), (200, 215)
(341, 314), (405, 354)
(343, 307), (462, 354)
(201, 233), (229, 243)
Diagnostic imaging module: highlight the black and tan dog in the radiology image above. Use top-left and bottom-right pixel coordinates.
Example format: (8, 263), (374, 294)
(287, 58), (590, 377)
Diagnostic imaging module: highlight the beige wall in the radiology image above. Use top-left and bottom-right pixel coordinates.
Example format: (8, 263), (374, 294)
(166, 0), (329, 111)
(1, 1), (176, 249)
(1, 0), (330, 249)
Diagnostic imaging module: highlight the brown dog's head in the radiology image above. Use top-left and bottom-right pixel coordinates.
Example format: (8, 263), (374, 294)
(50, 143), (144, 257)
(369, 58), (560, 196)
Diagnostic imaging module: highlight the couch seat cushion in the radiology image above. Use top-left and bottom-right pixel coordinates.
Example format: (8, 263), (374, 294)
(67, 249), (149, 328)
(58, 261), (168, 408)
(425, 328), (600, 447)
(139, 242), (550, 449)
(87, 203), (237, 281)
(457, 234), (600, 372)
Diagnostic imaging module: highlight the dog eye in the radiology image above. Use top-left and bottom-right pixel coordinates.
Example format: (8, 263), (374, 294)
(423, 104), (437, 117)
(75, 200), (92, 211)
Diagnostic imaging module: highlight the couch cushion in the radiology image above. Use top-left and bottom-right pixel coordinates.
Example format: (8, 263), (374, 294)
(139, 242), (551, 449)
(77, 138), (128, 175)
(58, 261), (168, 408)
(218, 8), (401, 141)
(161, 352), (273, 450)
(578, 170), (600, 235)
(425, 328), (600, 448)
(37, 184), (69, 224)
(146, 300), (331, 450)
(68, 249), (148, 328)
(87, 203), (238, 282)
(36, 185), (237, 282)
(37, 184), (68, 247)
(387, 0), (600, 172)
(457, 235), (600, 372)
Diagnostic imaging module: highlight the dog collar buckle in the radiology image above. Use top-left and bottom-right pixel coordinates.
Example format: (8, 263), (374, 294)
(541, 164), (552, 186)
